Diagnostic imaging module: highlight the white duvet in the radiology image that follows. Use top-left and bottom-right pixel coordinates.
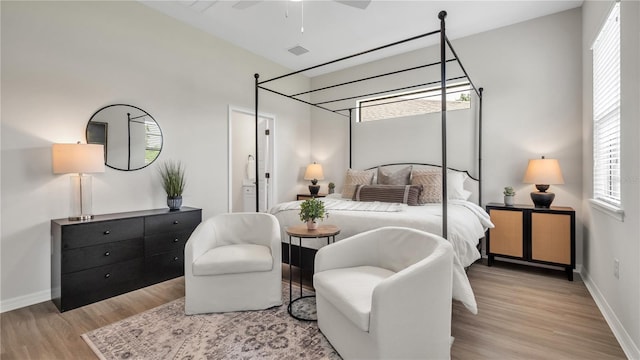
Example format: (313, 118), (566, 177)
(269, 197), (494, 314)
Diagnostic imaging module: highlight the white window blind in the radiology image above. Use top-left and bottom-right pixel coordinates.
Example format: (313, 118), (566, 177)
(592, 2), (621, 207)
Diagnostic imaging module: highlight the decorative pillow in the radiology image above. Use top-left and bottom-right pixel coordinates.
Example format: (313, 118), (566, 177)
(352, 185), (423, 206)
(411, 173), (443, 203)
(341, 168), (376, 199)
(377, 166), (412, 185)
(411, 169), (469, 203)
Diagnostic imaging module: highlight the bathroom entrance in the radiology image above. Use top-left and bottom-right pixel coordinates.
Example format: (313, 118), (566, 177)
(228, 106), (275, 213)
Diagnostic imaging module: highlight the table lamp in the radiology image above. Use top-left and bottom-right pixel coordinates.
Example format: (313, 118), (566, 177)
(52, 142), (105, 220)
(523, 156), (564, 208)
(304, 162), (324, 196)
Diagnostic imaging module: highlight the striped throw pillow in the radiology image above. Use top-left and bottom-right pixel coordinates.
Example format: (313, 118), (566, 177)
(352, 185), (423, 206)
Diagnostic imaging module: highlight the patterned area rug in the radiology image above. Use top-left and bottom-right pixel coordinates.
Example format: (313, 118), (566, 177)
(82, 284), (341, 360)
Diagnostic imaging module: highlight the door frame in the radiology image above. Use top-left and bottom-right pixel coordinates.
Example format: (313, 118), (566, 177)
(228, 105), (276, 212)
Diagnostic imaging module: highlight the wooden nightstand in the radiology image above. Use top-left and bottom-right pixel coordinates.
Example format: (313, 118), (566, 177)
(296, 193), (327, 201)
(485, 203), (575, 281)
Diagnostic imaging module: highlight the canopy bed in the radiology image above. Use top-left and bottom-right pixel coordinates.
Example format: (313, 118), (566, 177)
(253, 12), (487, 312)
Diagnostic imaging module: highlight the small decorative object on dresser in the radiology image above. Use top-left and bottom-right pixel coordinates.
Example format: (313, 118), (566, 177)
(328, 182), (335, 194)
(503, 186), (515, 206)
(298, 197), (327, 230)
(159, 160), (186, 210)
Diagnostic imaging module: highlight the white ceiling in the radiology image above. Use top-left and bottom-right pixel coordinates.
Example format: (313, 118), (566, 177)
(141, 0), (583, 77)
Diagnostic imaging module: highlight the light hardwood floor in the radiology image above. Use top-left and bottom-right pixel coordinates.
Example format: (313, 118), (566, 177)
(1, 263), (626, 359)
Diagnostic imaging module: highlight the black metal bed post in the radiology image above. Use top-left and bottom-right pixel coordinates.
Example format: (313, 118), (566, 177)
(254, 73), (260, 212)
(439, 11), (448, 240)
(349, 109), (353, 168)
(478, 87), (484, 206)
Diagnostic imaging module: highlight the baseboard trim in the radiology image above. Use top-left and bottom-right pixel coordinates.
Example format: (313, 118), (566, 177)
(1, 289), (51, 313)
(581, 268), (640, 359)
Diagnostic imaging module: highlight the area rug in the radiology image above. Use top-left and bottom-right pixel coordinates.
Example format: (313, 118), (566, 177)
(82, 284), (341, 360)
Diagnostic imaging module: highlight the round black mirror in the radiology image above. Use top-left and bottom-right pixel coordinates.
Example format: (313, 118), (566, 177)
(86, 104), (163, 171)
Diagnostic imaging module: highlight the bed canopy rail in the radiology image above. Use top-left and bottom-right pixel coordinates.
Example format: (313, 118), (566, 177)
(253, 11), (483, 239)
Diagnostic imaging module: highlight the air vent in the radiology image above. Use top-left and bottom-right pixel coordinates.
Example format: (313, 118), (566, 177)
(288, 45), (309, 56)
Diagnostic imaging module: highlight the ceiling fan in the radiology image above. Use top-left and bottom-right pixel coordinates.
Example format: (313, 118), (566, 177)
(232, 0), (372, 11)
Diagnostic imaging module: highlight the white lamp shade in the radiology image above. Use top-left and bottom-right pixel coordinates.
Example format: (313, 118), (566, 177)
(523, 158), (564, 185)
(304, 163), (324, 181)
(52, 143), (105, 174)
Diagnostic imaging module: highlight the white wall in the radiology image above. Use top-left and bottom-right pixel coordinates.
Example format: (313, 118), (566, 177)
(581, 1), (640, 357)
(311, 9), (583, 259)
(0, 1), (311, 311)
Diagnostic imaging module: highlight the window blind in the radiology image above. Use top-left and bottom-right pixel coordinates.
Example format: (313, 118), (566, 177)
(592, 2), (621, 207)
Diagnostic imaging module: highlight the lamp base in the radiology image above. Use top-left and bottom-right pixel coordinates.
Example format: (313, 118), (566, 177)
(308, 184), (320, 196)
(68, 214), (94, 221)
(530, 191), (555, 208)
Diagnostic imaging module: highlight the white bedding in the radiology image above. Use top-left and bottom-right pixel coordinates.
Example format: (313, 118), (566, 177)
(269, 196), (494, 314)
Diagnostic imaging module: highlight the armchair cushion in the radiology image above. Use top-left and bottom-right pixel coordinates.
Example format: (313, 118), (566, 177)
(193, 244), (273, 276)
(314, 265), (395, 332)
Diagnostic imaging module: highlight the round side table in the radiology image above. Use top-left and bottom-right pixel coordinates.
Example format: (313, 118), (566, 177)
(285, 224), (340, 321)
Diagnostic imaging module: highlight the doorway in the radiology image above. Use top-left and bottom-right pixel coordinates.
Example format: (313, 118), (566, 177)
(228, 106), (275, 213)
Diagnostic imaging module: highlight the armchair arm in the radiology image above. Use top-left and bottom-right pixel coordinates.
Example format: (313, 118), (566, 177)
(370, 242), (454, 358)
(184, 218), (218, 274)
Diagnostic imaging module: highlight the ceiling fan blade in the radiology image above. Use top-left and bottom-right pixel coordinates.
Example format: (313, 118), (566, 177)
(334, 0), (371, 10)
(232, 1), (263, 10)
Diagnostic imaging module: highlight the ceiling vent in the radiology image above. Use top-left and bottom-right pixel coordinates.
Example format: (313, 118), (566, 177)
(288, 45), (309, 56)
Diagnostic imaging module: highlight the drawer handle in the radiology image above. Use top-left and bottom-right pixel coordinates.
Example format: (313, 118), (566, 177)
(173, 238), (179, 243)
(173, 220), (179, 225)
(173, 256), (179, 261)
(103, 230), (110, 235)
(104, 251), (110, 256)
(104, 273), (111, 279)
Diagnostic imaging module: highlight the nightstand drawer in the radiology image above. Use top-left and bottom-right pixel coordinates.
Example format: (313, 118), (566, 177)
(144, 230), (192, 255)
(61, 218), (144, 249)
(61, 238), (143, 274)
(144, 211), (201, 235)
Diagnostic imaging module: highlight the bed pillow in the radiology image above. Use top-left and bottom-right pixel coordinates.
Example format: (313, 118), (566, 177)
(377, 166), (412, 185)
(352, 184), (422, 206)
(341, 168), (376, 199)
(411, 170), (469, 203)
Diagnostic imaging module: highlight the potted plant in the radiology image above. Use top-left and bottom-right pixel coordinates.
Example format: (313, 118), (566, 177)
(299, 197), (327, 230)
(159, 160), (186, 211)
(328, 182), (335, 194)
(503, 186), (515, 206)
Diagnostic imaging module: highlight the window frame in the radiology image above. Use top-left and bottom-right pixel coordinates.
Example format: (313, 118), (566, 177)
(355, 83), (471, 123)
(590, 1), (624, 221)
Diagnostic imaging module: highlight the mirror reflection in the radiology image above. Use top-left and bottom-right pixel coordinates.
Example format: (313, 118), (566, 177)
(86, 104), (162, 171)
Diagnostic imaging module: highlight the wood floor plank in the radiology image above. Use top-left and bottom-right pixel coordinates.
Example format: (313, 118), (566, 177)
(0, 264), (626, 359)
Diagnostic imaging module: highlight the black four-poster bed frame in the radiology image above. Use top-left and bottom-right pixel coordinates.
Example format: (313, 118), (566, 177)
(253, 11), (484, 241)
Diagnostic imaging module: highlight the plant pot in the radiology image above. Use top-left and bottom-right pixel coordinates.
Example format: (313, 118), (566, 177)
(306, 220), (318, 230)
(504, 195), (514, 206)
(167, 196), (183, 211)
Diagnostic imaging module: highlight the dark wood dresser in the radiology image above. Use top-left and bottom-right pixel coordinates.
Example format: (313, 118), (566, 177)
(51, 207), (201, 312)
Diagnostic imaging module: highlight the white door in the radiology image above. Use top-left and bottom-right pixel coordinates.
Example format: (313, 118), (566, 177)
(228, 106), (276, 213)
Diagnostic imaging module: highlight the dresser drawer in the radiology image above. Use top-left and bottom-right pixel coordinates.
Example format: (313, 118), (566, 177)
(145, 211), (201, 235)
(145, 249), (184, 284)
(144, 230), (192, 255)
(62, 238), (143, 274)
(60, 258), (143, 311)
(61, 218), (144, 249)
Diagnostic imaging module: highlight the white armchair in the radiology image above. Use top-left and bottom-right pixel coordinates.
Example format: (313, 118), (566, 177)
(184, 212), (282, 315)
(313, 226), (454, 360)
